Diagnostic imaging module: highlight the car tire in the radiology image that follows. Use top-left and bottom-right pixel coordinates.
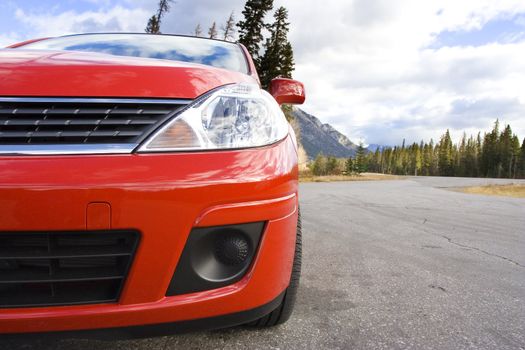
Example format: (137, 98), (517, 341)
(248, 209), (302, 327)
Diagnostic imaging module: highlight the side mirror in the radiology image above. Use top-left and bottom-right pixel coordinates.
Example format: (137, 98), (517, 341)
(269, 78), (306, 105)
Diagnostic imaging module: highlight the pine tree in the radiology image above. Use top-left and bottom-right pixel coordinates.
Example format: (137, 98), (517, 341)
(457, 132), (467, 176)
(145, 0), (173, 34)
(372, 149), (381, 173)
(412, 143), (422, 176)
(194, 24), (203, 37)
(281, 42), (295, 78)
(519, 138), (525, 178)
(208, 22), (218, 39)
(145, 16), (161, 34)
(464, 135), (478, 177)
(500, 124), (513, 178)
(237, 0), (274, 71)
(438, 130), (454, 176)
(355, 143), (367, 174)
(259, 7), (294, 89)
(222, 12), (236, 41)
(475, 133), (482, 177)
(481, 120), (500, 177)
(312, 154), (327, 176)
(510, 135), (521, 178)
(430, 139), (439, 176)
(326, 156), (338, 175)
(382, 148), (391, 174)
(345, 158), (354, 175)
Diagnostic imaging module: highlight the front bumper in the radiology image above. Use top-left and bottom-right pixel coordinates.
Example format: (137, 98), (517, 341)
(0, 136), (298, 335)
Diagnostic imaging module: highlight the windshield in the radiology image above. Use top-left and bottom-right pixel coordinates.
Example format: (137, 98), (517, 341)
(20, 33), (249, 74)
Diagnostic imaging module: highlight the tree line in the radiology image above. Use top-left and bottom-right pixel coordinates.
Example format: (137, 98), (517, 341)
(310, 121), (525, 179)
(193, 12), (236, 42)
(145, 0), (295, 91)
(310, 144), (368, 177)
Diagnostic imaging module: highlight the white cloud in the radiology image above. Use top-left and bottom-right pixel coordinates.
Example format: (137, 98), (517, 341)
(14, 5), (150, 37)
(279, 0), (525, 144)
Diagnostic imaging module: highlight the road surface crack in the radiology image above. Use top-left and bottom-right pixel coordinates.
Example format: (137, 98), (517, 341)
(441, 235), (524, 268)
(429, 284), (447, 292)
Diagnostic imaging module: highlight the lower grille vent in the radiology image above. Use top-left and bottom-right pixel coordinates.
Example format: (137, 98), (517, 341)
(0, 230), (139, 308)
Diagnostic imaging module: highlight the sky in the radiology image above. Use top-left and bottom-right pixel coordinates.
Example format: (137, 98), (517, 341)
(1, 0), (525, 146)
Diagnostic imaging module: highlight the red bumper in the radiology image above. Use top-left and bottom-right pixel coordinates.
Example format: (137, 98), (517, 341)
(0, 136), (298, 334)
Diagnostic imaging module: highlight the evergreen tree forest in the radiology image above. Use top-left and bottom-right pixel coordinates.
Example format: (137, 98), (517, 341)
(310, 120), (525, 179)
(237, 1), (295, 87)
(367, 121), (524, 178)
(237, 0), (274, 63)
(258, 6), (295, 89)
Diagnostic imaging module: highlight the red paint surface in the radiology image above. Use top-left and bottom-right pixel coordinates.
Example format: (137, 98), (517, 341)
(86, 202), (112, 230)
(0, 137), (299, 333)
(270, 78), (306, 105)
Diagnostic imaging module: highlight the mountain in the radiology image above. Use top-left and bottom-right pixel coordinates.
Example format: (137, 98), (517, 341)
(293, 108), (358, 159)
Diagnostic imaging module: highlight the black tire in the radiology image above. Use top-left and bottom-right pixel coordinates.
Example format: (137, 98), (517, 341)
(248, 210), (302, 327)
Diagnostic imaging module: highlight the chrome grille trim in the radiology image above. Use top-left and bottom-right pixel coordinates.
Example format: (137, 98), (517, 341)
(0, 97), (192, 105)
(0, 144), (136, 155)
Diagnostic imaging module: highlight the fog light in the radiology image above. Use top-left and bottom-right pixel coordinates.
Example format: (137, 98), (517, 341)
(166, 222), (265, 296)
(214, 234), (249, 266)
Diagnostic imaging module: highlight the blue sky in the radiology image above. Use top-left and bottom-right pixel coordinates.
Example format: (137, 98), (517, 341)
(1, 0), (525, 145)
(432, 14), (525, 48)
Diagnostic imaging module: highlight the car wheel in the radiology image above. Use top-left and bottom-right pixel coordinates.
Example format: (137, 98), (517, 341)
(248, 209), (302, 327)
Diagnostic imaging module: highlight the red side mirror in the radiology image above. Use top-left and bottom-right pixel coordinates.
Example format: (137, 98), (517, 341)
(269, 78), (306, 105)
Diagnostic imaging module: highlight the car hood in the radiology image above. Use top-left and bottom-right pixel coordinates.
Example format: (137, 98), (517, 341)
(0, 49), (256, 99)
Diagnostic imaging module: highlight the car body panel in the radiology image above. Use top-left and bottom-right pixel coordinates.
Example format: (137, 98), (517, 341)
(0, 136), (298, 333)
(0, 49), (256, 98)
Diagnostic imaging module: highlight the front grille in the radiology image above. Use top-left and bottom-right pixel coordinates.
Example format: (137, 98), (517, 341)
(0, 230), (139, 308)
(0, 99), (188, 145)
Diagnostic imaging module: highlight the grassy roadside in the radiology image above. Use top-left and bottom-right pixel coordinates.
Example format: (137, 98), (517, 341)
(458, 184), (525, 198)
(299, 173), (404, 183)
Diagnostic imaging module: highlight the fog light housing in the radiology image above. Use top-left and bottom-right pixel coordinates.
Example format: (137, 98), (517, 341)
(166, 222), (265, 296)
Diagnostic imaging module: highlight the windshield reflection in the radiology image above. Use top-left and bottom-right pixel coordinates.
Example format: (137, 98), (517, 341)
(20, 34), (248, 74)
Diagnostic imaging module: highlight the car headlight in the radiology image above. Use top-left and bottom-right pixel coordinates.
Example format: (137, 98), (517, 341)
(138, 84), (289, 152)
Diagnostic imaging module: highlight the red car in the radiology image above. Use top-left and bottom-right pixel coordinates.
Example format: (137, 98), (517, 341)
(0, 33), (305, 337)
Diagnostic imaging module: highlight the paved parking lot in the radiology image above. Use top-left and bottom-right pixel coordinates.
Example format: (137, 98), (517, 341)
(4, 177), (525, 349)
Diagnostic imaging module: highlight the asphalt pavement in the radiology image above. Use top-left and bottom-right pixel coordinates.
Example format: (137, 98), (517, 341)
(4, 177), (525, 350)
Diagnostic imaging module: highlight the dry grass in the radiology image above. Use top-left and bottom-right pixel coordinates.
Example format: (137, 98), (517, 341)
(299, 173), (403, 183)
(459, 184), (525, 198)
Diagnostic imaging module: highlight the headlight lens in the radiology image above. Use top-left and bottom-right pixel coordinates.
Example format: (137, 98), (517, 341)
(138, 84), (288, 152)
